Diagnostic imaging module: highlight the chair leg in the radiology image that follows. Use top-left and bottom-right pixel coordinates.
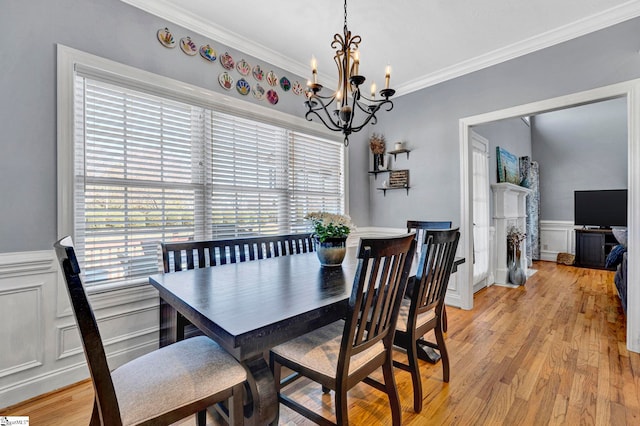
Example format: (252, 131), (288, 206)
(335, 385), (350, 426)
(196, 409), (206, 426)
(435, 325), (450, 382)
(229, 383), (245, 426)
(442, 305), (448, 332)
(322, 385), (331, 394)
(407, 337), (423, 413)
(382, 355), (402, 426)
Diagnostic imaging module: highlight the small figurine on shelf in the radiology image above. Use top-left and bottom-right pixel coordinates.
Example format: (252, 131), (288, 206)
(369, 133), (386, 171)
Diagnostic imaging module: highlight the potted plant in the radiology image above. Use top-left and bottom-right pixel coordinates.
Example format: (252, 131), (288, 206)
(507, 226), (527, 285)
(305, 212), (354, 266)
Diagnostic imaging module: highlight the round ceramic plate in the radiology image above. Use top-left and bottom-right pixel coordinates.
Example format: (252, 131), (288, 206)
(266, 89), (279, 105)
(220, 52), (235, 70)
(236, 78), (250, 96)
(266, 71), (278, 86)
(292, 80), (304, 95)
(180, 37), (197, 56)
(157, 28), (176, 48)
(252, 83), (265, 100)
(279, 76), (291, 92)
(218, 72), (234, 91)
(199, 44), (217, 62)
(236, 59), (251, 76)
(252, 64), (264, 81)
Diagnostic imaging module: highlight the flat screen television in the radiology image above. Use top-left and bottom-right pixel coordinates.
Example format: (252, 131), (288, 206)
(574, 189), (627, 228)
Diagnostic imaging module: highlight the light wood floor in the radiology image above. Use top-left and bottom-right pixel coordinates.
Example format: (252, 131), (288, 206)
(3, 261), (639, 425)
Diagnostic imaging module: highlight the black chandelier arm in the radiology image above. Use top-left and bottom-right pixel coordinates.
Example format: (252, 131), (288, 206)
(305, 101), (343, 131)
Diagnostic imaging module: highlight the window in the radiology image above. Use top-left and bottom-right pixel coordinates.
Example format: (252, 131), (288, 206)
(61, 47), (345, 288)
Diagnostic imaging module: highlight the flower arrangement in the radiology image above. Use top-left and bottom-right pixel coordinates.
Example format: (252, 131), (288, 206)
(369, 133), (386, 154)
(305, 211), (354, 242)
(507, 226), (526, 246)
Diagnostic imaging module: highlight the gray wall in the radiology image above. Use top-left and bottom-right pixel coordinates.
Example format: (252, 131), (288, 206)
(361, 16), (640, 228)
(3, 0), (640, 252)
(0, 0), (311, 253)
(531, 98), (628, 221)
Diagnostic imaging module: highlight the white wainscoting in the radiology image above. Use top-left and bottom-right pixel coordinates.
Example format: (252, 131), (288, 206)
(0, 249), (159, 408)
(538, 220), (576, 262)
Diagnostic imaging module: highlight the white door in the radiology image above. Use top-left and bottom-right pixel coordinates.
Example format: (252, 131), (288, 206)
(472, 131), (491, 292)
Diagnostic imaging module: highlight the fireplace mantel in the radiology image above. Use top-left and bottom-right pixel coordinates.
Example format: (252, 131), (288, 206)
(491, 183), (532, 285)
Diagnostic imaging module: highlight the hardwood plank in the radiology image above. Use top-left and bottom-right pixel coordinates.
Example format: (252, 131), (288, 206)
(2, 261), (640, 425)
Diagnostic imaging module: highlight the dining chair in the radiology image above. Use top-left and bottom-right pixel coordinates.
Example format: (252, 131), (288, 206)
(269, 234), (417, 426)
(406, 220), (453, 332)
(54, 236), (246, 426)
(393, 228), (460, 413)
(160, 233), (315, 346)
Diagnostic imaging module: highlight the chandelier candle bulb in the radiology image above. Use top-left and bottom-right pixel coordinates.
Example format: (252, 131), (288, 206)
(385, 65), (391, 89)
(311, 56), (318, 83)
(354, 50), (360, 75)
(371, 82), (376, 98)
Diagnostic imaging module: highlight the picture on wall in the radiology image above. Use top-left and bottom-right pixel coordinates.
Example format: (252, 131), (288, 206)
(496, 147), (520, 184)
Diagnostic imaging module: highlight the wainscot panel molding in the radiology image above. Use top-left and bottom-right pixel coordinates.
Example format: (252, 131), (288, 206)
(349, 227), (463, 308)
(0, 249), (161, 408)
(539, 220), (575, 262)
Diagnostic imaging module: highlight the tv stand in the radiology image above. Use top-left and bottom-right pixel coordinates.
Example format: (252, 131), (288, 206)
(575, 228), (617, 270)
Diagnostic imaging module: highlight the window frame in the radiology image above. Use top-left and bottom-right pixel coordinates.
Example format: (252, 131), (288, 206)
(57, 44), (348, 293)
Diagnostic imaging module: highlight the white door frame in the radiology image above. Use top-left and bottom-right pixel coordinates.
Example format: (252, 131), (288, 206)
(471, 130), (491, 292)
(458, 79), (640, 353)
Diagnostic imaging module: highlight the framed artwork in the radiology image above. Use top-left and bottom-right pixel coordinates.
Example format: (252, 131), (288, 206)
(496, 147), (519, 184)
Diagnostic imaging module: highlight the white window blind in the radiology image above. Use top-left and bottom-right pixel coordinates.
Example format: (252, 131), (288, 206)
(73, 74), (344, 287)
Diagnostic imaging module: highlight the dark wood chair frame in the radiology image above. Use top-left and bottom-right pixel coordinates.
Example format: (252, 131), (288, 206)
(393, 228), (460, 413)
(54, 237), (244, 426)
(270, 235), (417, 426)
(406, 220), (453, 332)
(159, 233), (316, 346)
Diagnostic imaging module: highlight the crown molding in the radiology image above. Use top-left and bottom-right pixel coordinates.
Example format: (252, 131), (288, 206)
(123, 0), (640, 98)
(396, 0), (640, 96)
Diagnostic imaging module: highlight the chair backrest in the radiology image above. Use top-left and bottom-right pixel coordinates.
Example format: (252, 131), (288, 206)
(54, 236), (123, 425)
(338, 234), (416, 371)
(406, 220), (452, 244)
(411, 229), (460, 318)
(161, 233), (315, 273)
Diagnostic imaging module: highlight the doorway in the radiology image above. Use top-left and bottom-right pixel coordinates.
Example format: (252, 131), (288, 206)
(459, 79), (640, 353)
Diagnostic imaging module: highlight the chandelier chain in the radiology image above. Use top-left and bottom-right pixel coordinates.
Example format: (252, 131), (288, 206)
(344, 0), (348, 33)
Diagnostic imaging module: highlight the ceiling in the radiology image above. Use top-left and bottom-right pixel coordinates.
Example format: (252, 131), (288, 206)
(123, 0), (640, 96)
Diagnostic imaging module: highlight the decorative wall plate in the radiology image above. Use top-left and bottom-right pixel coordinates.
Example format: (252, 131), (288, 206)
(180, 37), (197, 56)
(199, 44), (217, 62)
(220, 52), (235, 70)
(266, 89), (279, 105)
(279, 76), (291, 92)
(218, 72), (234, 90)
(252, 83), (265, 100)
(292, 80), (304, 95)
(236, 78), (250, 96)
(236, 59), (251, 76)
(266, 71), (278, 86)
(252, 64), (264, 81)
(157, 28), (176, 48)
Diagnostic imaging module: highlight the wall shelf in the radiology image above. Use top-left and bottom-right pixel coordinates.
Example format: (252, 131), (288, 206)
(377, 186), (410, 196)
(388, 148), (410, 160)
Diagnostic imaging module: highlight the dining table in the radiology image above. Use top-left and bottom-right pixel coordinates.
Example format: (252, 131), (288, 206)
(149, 246), (464, 425)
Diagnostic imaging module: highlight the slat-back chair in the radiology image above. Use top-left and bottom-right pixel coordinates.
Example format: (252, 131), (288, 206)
(159, 233), (315, 346)
(406, 220), (453, 331)
(270, 234), (417, 426)
(54, 236), (246, 426)
(393, 228), (460, 413)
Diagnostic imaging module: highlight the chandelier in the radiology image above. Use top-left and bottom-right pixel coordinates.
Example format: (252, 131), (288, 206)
(305, 0), (395, 147)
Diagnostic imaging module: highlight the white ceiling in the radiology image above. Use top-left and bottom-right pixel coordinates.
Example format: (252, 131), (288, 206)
(123, 0), (640, 96)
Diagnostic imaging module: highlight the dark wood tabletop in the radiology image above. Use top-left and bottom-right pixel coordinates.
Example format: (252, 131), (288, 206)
(150, 249), (361, 361)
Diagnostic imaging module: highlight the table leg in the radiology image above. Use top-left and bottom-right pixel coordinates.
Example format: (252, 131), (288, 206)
(416, 341), (441, 364)
(159, 298), (181, 347)
(242, 356), (279, 426)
